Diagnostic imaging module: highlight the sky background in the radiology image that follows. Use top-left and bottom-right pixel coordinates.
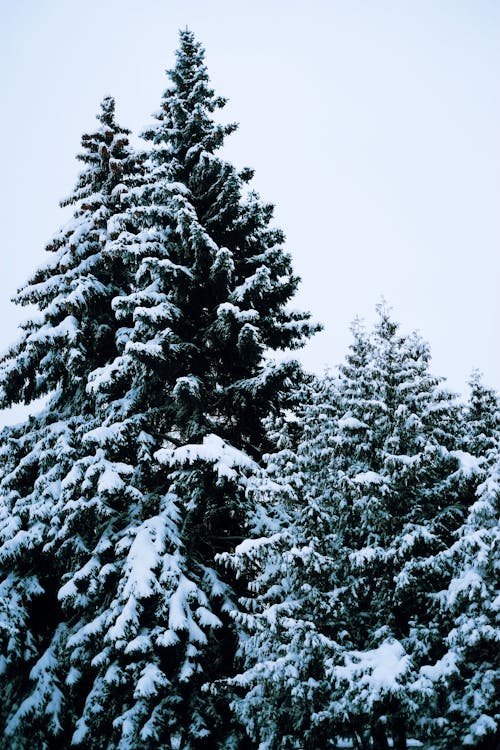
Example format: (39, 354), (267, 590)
(0, 0), (499, 425)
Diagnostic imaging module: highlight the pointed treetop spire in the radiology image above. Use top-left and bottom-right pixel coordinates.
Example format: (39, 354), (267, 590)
(0, 96), (135, 407)
(374, 297), (398, 339)
(97, 94), (116, 126)
(142, 29), (237, 174)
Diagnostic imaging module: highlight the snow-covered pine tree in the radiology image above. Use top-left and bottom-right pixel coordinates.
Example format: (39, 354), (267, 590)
(415, 451), (500, 750)
(0, 31), (317, 750)
(224, 306), (472, 750)
(0, 95), (136, 410)
(413, 379), (500, 750)
(464, 370), (500, 459)
(217, 371), (348, 750)
(0, 98), (140, 747)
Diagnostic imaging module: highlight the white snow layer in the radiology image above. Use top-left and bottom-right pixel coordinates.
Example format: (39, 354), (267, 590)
(155, 433), (257, 482)
(450, 450), (483, 477)
(335, 639), (411, 699)
(338, 416), (367, 430)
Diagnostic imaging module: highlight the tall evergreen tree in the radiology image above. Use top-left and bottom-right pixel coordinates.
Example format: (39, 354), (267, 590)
(0, 95), (138, 748)
(0, 31), (317, 750)
(224, 307), (471, 750)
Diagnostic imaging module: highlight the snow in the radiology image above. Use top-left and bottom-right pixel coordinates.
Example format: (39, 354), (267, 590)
(450, 450), (483, 477)
(107, 595), (140, 642)
(216, 302), (260, 323)
(231, 265), (271, 302)
(195, 606), (222, 628)
(83, 421), (129, 446)
(86, 359), (123, 394)
(319, 742), (423, 749)
(121, 516), (166, 601)
(124, 635), (151, 654)
(97, 467), (126, 494)
(353, 470), (384, 485)
(5, 637), (65, 737)
(27, 315), (79, 346)
(67, 612), (108, 648)
(398, 524), (435, 554)
(134, 301), (180, 325)
(155, 433), (257, 482)
(72, 718), (89, 746)
(46, 277), (108, 317)
(418, 652), (458, 682)
(234, 535), (280, 556)
(464, 714), (498, 743)
(104, 664), (124, 686)
(338, 416), (367, 430)
(125, 339), (164, 359)
(334, 640), (411, 699)
(173, 375), (201, 399)
(155, 629), (180, 648)
(446, 568), (485, 606)
(349, 545), (384, 566)
(386, 453), (420, 467)
(168, 575), (197, 631)
(133, 664), (169, 699)
(58, 557), (100, 603)
(65, 667), (82, 686)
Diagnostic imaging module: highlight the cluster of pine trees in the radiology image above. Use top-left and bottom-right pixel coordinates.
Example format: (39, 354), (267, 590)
(0, 30), (498, 750)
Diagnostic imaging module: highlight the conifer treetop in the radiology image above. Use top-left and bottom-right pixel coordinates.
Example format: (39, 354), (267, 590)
(0, 31), (318, 750)
(109, 28), (319, 449)
(143, 28), (237, 176)
(0, 95), (136, 409)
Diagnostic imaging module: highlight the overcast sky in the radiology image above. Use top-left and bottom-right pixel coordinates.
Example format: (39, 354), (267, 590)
(1, 0), (499, 425)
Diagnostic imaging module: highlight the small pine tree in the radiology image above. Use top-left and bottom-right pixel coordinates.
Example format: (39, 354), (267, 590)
(415, 404), (499, 749)
(224, 306), (472, 750)
(218, 372), (348, 750)
(436, 454), (500, 750)
(464, 370), (500, 459)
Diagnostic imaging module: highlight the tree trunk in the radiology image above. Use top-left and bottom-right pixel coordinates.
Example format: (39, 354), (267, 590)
(371, 721), (390, 750)
(392, 719), (407, 750)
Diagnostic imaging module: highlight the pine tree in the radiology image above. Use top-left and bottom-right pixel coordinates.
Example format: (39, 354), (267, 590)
(0, 95), (135, 410)
(437, 453), (500, 750)
(0, 31), (317, 750)
(414, 381), (500, 749)
(0, 96), (138, 748)
(218, 372), (348, 750)
(464, 370), (500, 459)
(225, 306), (471, 750)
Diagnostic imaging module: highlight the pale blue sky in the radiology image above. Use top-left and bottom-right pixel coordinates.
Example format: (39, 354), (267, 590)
(1, 0), (499, 425)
